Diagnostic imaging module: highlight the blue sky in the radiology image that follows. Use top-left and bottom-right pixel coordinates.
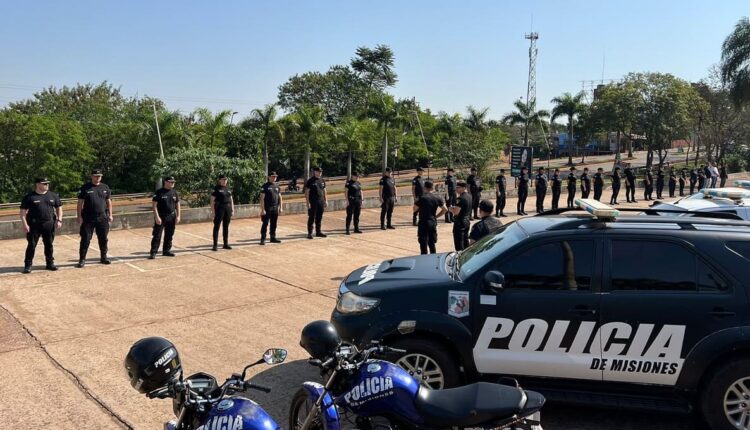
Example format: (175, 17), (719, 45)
(0, 1), (745, 120)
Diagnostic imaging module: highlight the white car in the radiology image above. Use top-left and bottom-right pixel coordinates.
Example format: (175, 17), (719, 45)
(650, 187), (750, 220)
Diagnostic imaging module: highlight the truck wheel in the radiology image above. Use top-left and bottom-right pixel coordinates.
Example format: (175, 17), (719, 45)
(701, 357), (750, 429)
(391, 338), (460, 389)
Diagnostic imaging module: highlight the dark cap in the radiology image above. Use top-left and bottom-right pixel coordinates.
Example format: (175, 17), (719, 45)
(457, 180), (467, 188)
(91, 169), (103, 175)
(268, 171), (278, 176)
(218, 173), (227, 179)
(351, 171), (359, 176)
(424, 180), (434, 188)
(312, 166), (322, 172)
(416, 167), (424, 172)
(385, 167), (392, 173)
(479, 199), (494, 213)
(35, 176), (50, 184)
(164, 176), (175, 182)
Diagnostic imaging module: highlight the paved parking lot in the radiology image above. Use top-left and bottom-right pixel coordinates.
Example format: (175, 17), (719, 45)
(0, 191), (700, 429)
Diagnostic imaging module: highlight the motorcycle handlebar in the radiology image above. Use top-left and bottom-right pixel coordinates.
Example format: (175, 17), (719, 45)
(243, 382), (271, 393)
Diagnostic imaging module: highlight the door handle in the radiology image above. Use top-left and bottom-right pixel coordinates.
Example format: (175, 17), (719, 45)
(709, 308), (736, 318)
(568, 307), (597, 316)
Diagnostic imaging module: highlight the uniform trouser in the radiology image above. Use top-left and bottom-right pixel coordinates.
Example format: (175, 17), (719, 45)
(567, 188), (576, 208)
(517, 188), (528, 213)
(593, 186), (603, 201)
(150, 214), (176, 254)
(496, 192), (506, 215)
(471, 192), (481, 218)
(535, 187), (546, 213)
(413, 197), (421, 224)
(581, 187), (590, 199)
(721, 178), (727, 188)
(260, 208), (279, 240)
(418, 221), (438, 255)
(213, 205), (231, 245)
(551, 188), (561, 209)
(346, 202), (361, 232)
(669, 182), (676, 197)
(656, 182), (664, 198)
(711, 177), (718, 188)
(380, 197), (395, 227)
(25, 221), (55, 266)
(690, 181), (696, 194)
(307, 202), (324, 234)
(445, 192), (456, 222)
(452, 218), (470, 251)
(80, 217), (109, 259)
(645, 185), (653, 200)
(679, 180), (685, 196)
(610, 184), (620, 204)
(627, 181), (636, 201)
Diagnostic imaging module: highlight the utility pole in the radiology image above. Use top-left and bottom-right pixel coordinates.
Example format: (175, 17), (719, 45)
(524, 31), (539, 146)
(152, 101), (165, 191)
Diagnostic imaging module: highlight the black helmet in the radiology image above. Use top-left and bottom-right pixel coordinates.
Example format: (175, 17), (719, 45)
(124, 337), (182, 394)
(300, 320), (341, 360)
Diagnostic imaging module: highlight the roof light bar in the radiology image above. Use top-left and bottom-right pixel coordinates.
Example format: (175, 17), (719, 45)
(575, 198), (619, 219)
(734, 180), (750, 190)
(701, 187), (750, 200)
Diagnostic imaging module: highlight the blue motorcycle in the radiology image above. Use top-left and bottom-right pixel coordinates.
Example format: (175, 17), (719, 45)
(291, 323), (544, 430)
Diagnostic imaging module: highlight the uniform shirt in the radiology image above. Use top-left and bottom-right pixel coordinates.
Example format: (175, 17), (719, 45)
(495, 175), (506, 194)
(305, 176), (326, 203)
(656, 171), (665, 184)
(261, 181), (281, 209)
(152, 188), (179, 217)
(680, 171), (687, 182)
(380, 176), (396, 199)
(645, 171), (653, 185)
(412, 176), (425, 198)
(690, 170), (698, 182)
(78, 182), (111, 220)
(469, 216), (503, 242)
(517, 173), (529, 190)
(625, 168), (636, 183)
(534, 173), (547, 189)
(211, 185), (232, 207)
(551, 173), (561, 190)
(593, 173), (604, 189)
(467, 174), (481, 194)
(445, 175), (457, 193)
(345, 179), (363, 202)
(567, 173), (577, 189)
(454, 192), (472, 220)
(416, 193), (445, 225)
(581, 173), (591, 191)
(720, 167), (728, 179)
(611, 172), (621, 185)
(20, 191), (61, 223)
(669, 172), (677, 184)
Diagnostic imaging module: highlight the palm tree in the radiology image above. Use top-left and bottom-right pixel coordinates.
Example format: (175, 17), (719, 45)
(368, 95), (400, 173)
(502, 100), (550, 147)
(250, 104), (283, 176)
(721, 17), (750, 107)
(464, 106), (490, 132)
(193, 108), (233, 148)
(436, 112), (464, 167)
(290, 106), (326, 180)
(550, 92), (586, 165)
(335, 118), (361, 179)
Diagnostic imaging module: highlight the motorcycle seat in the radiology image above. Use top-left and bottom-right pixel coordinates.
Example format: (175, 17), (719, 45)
(414, 382), (530, 427)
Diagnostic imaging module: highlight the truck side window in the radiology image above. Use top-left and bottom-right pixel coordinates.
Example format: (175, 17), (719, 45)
(498, 240), (594, 291)
(611, 240), (695, 291)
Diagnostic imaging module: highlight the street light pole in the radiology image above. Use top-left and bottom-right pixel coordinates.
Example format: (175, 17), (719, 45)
(230, 111), (238, 124)
(152, 102), (165, 159)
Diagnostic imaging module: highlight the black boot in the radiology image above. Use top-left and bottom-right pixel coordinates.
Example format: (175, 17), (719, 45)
(212, 242), (218, 251)
(22, 265), (31, 274)
(148, 252), (156, 259)
(77, 259), (86, 268)
(45, 262), (58, 271)
(223, 244), (232, 249)
(270, 238), (281, 243)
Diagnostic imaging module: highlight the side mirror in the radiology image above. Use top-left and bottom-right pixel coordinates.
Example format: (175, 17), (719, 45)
(483, 270), (505, 293)
(263, 348), (288, 365)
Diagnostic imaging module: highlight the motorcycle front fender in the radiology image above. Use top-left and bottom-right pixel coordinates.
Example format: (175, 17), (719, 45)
(301, 382), (340, 430)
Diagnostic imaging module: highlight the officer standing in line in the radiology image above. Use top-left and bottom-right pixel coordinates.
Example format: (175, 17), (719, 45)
(411, 167), (425, 226)
(467, 167), (482, 220)
(534, 167), (548, 214)
(450, 181), (472, 251)
(593, 168), (604, 201)
(689, 168), (698, 194)
(444, 168), (457, 223)
(20, 177), (62, 273)
(77, 169), (113, 268)
(644, 167), (654, 201)
(495, 169), (507, 217)
(697, 167), (706, 190)
(610, 167), (622, 205)
(379, 167), (397, 230)
(260, 171), (283, 245)
(516, 166), (530, 215)
(550, 168), (562, 210)
(679, 168), (687, 196)
(566, 167), (577, 209)
(345, 171), (363, 235)
(580, 167), (591, 199)
(305, 167), (327, 239)
(413, 180), (448, 254)
(469, 200), (503, 245)
(149, 176), (180, 259)
(210, 174), (234, 251)
(668, 168), (677, 198)
(720, 164), (728, 188)
(624, 166), (637, 203)
(656, 167), (665, 199)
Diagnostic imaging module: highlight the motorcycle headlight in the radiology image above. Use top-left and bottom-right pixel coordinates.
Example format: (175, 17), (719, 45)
(336, 292), (380, 315)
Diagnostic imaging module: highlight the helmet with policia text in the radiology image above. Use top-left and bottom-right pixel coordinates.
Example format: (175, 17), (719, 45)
(124, 337), (182, 393)
(300, 320), (342, 361)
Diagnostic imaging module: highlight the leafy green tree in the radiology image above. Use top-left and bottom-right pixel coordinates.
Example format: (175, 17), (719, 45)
(288, 106), (328, 180)
(464, 106), (490, 132)
(550, 92), (586, 165)
(501, 100), (549, 148)
(334, 118), (362, 178)
(368, 95), (401, 173)
(193, 108), (233, 149)
(590, 83), (643, 158)
(250, 104), (284, 175)
(351, 45), (398, 92)
(721, 17), (750, 107)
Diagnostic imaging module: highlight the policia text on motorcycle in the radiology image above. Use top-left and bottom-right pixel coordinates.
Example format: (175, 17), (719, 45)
(149, 176), (181, 259)
(77, 169), (113, 267)
(379, 167), (397, 230)
(210, 174), (234, 251)
(305, 166), (328, 239)
(260, 171), (283, 245)
(413, 180), (447, 255)
(19, 177), (63, 273)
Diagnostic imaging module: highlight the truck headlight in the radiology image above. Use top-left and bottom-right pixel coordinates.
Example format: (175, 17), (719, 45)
(336, 292), (380, 314)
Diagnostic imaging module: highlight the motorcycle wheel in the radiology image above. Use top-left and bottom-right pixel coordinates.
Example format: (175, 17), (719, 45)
(289, 388), (324, 430)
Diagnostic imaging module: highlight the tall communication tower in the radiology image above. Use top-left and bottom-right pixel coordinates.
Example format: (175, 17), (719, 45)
(524, 31), (539, 145)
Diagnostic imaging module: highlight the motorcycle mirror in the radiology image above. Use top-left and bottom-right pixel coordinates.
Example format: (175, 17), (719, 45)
(262, 348), (288, 365)
(483, 270), (505, 293)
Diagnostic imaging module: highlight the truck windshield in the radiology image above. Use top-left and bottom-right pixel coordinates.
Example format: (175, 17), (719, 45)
(457, 222), (527, 280)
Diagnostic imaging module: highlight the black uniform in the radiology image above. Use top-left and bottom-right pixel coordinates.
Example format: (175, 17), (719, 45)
(78, 182), (111, 260)
(379, 175), (396, 228)
(551, 173), (562, 210)
(534, 173), (547, 213)
(21, 191), (61, 267)
(610, 172), (621, 204)
(445, 174), (457, 223)
(656, 170), (665, 199)
(580, 172), (591, 199)
(689, 170), (698, 194)
(452, 192), (472, 251)
(625, 168), (636, 202)
(668, 171), (677, 197)
(467, 174), (482, 219)
(260, 181), (281, 242)
(593, 172), (604, 201)
(415, 193), (444, 255)
(495, 174), (506, 216)
(720, 166), (728, 188)
(345, 179), (363, 233)
(644, 171), (654, 200)
(679, 171), (686, 196)
(469, 215), (502, 243)
(212, 185), (232, 247)
(306, 176), (326, 235)
(516, 173), (529, 214)
(566, 173), (577, 208)
(150, 188), (179, 254)
(697, 172), (706, 191)
(412, 175), (424, 225)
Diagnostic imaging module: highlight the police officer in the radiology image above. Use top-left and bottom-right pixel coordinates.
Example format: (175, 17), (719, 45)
(469, 200), (503, 245)
(668, 168), (677, 198)
(551, 168), (562, 210)
(534, 167), (547, 213)
(149, 176), (180, 259)
(610, 167), (622, 205)
(593, 168), (604, 201)
(77, 169), (113, 267)
(624, 166), (637, 203)
(580, 167), (591, 199)
(679, 168), (687, 196)
(345, 171), (363, 235)
(566, 167), (577, 208)
(20, 177), (62, 273)
(495, 169), (507, 217)
(516, 166), (530, 215)
(379, 167), (397, 230)
(444, 168), (457, 223)
(450, 181), (472, 251)
(305, 167), (327, 239)
(413, 180), (448, 254)
(656, 167), (665, 199)
(260, 171), (283, 245)
(644, 167), (654, 201)
(411, 167), (425, 226)
(720, 164), (728, 188)
(689, 168), (698, 194)
(467, 167), (482, 219)
(697, 167), (706, 191)
(210, 174), (234, 251)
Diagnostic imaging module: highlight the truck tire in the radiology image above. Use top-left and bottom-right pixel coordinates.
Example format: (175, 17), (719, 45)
(700, 357), (750, 429)
(391, 337), (461, 389)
